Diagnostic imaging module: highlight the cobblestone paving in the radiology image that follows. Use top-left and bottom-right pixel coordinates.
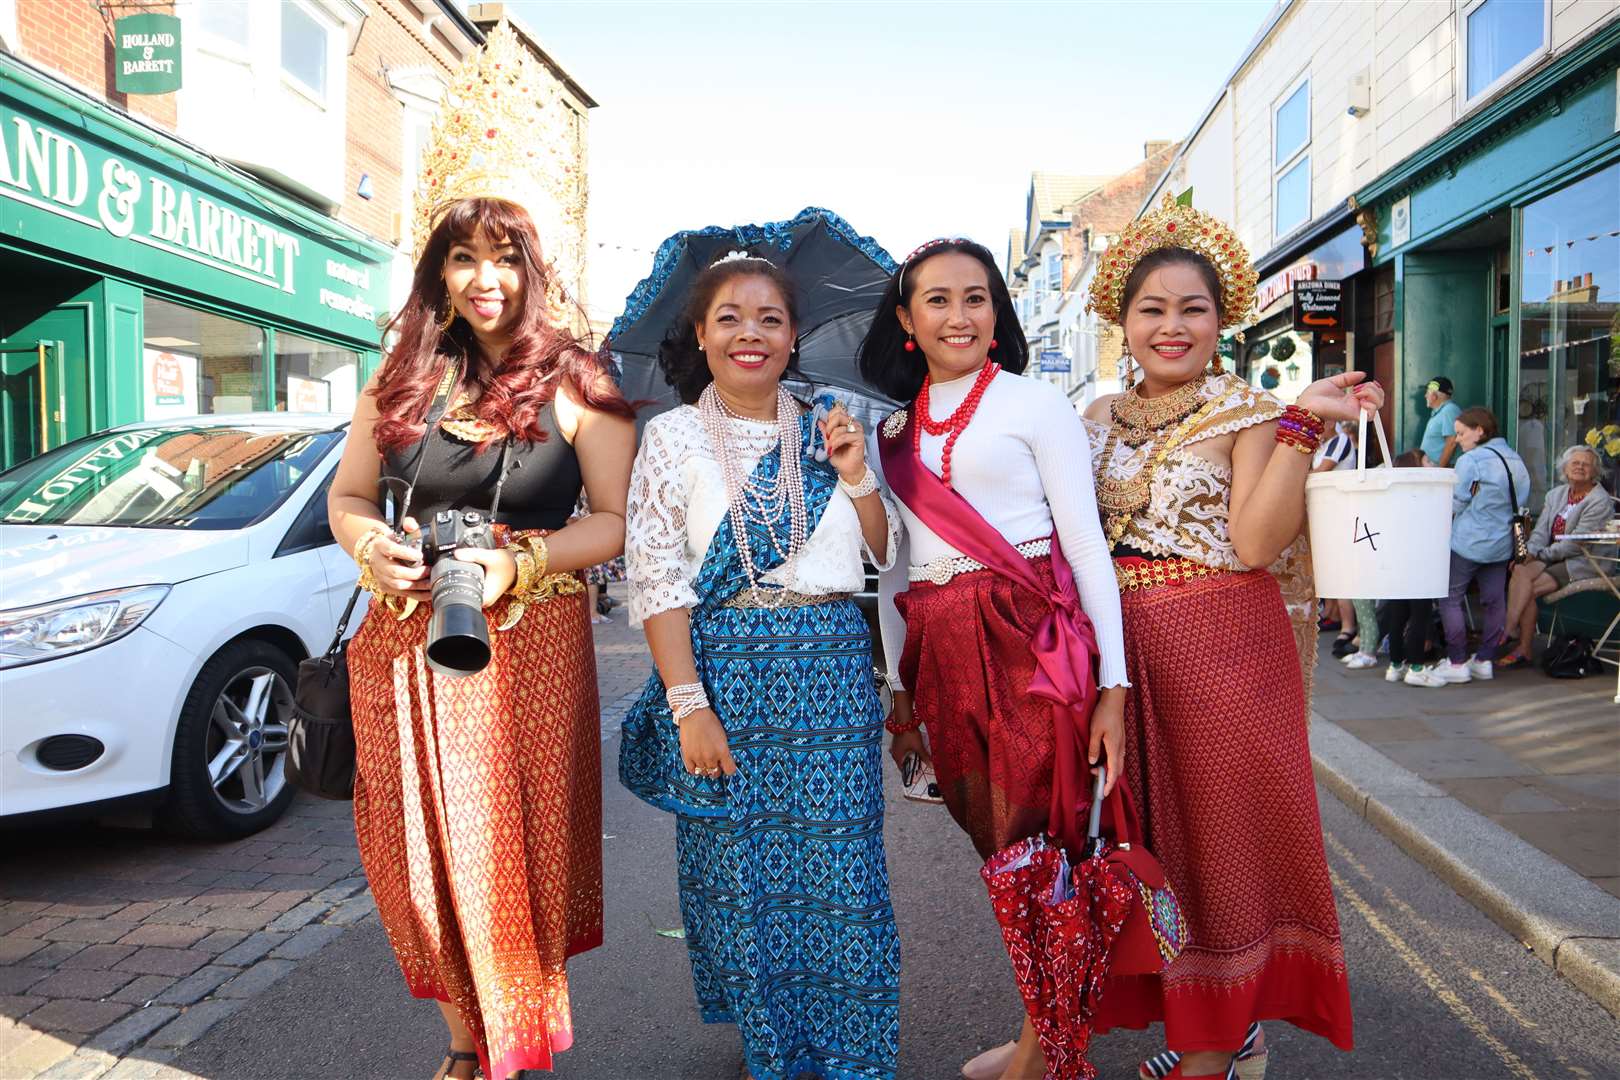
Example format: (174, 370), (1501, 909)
(0, 588), (651, 1079)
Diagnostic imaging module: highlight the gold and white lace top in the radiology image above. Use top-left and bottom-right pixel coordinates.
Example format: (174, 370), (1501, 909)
(1085, 374), (1283, 570)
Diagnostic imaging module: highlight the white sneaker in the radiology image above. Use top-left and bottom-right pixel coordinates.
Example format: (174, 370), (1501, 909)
(1345, 652), (1378, 669)
(1385, 663), (1407, 683)
(1467, 657), (1494, 680)
(1431, 659), (1473, 683)
(1404, 664), (1447, 687)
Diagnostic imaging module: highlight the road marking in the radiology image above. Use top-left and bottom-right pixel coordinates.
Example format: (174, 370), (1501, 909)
(1329, 865), (1541, 1080)
(1325, 830), (1593, 1079)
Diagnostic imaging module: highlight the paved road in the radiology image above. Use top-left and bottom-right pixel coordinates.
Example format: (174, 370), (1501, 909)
(161, 732), (1620, 1079)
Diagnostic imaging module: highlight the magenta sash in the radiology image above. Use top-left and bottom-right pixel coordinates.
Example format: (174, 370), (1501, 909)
(879, 404), (1102, 854)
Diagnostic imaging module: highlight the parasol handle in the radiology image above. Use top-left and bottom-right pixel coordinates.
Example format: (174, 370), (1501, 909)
(1085, 766), (1107, 841)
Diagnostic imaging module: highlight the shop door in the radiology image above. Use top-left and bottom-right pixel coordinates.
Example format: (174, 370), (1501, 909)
(0, 308), (93, 470)
(1400, 251), (1491, 450)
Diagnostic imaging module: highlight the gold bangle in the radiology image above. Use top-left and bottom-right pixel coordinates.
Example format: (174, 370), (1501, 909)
(353, 528), (386, 569)
(525, 533), (551, 578)
(510, 546), (538, 598)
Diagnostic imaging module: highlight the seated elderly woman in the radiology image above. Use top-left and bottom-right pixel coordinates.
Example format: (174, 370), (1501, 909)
(1498, 444), (1616, 668)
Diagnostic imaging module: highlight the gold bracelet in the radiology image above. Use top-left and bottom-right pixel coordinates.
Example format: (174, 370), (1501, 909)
(353, 528), (386, 570)
(523, 533), (550, 578)
(510, 546), (537, 598)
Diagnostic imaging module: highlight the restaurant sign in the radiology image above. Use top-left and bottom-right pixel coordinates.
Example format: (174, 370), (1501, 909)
(0, 77), (388, 344)
(114, 15), (183, 95)
(1292, 280), (1345, 332)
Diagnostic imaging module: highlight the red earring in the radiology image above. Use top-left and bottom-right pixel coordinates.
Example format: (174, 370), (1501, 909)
(903, 335), (916, 352)
(989, 338), (998, 351)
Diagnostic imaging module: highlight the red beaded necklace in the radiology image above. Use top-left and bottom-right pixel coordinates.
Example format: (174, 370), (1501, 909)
(913, 362), (1000, 487)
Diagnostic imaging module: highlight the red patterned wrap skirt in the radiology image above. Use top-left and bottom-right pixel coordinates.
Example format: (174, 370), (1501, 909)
(348, 562), (603, 1080)
(895, 555), (1060, 860)
(1095, 566), (1353, 1053)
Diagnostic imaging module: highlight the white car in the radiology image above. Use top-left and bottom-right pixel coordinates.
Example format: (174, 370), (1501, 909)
(0, 414), (363, 839)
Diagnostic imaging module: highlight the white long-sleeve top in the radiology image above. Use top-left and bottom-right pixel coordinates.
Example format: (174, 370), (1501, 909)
(626, 405), (902, 627)
(873, 369), (1128, 689)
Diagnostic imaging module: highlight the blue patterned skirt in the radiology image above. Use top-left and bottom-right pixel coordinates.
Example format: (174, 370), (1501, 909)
(671, 598), (899, 1080)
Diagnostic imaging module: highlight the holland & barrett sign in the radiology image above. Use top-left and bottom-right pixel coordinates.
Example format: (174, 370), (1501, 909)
(0, 73), (389, 343)
(115, 15), (183, 95)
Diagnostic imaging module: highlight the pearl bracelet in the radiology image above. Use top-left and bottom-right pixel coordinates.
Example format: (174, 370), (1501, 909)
(838, 465), (878, 499)
(666, 682), (710, 725)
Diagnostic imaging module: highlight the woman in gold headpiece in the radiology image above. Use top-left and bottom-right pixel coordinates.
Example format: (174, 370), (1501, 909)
(1081, 197), (1375, 1079)
(325, 24), (636, 1080)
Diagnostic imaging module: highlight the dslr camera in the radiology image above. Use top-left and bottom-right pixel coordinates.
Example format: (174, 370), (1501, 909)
(403, 509), (497, 677)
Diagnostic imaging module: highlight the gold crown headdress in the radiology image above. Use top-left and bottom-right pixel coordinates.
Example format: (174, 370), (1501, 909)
(1086, 194), (1257, 329)
(411, 22), (574, 266)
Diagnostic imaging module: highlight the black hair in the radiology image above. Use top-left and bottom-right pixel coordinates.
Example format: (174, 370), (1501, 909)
(1120, 248), (1224, 321)
(656, 255), (802, 404)
(856, 239), (1028, 402)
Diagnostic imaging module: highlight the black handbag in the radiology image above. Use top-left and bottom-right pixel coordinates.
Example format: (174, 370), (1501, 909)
(286, 588), (363, 799)
(1541, 634), (1596, 679)
(285, 361), (461, 800)
(1485, 447), (1533, 565)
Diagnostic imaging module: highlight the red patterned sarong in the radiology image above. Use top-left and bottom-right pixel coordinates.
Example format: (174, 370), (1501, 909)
(1095, 567), (1353, 1053)
(348, 561), (602, 1080)
(896, 555), (1059, 860)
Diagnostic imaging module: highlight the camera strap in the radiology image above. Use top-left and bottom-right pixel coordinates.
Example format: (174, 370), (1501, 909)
(324, 358), (464, 659)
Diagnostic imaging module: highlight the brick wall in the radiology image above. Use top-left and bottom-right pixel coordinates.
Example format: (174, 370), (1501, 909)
(17, 0), (177, 128)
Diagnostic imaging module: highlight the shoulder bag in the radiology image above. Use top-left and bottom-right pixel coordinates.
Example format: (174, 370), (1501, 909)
(1485, 447), (1533, 565)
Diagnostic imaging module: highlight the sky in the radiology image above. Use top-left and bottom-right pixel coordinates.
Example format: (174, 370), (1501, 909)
(501, 0), (1279, 326)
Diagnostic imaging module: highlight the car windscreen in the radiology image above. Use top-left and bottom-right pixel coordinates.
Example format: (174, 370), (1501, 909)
(0, 426), (342, 530)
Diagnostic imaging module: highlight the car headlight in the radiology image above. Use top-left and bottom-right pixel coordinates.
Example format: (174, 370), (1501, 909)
(0, 586), (171, 670)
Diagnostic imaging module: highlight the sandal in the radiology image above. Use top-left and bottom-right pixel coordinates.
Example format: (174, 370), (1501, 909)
(1495, 652), (1531, 670)
(433, 1048), (480, 1080)
(1140, 1023), (1266, 1080)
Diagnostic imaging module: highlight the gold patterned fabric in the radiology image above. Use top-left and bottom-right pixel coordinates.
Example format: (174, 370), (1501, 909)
(1087, 373), (1318, 697)
(348, 529), (601, 1080)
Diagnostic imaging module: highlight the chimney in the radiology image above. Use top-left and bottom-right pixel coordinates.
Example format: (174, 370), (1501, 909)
(1586, 272), (1595, 287)
(1144, 140), (1172, 160)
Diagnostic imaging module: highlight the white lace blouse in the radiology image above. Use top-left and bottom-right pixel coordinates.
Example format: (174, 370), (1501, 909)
(626, 405), (903, 627)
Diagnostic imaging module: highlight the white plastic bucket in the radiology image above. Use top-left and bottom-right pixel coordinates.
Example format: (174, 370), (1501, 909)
(1304, 410), (1455, 599)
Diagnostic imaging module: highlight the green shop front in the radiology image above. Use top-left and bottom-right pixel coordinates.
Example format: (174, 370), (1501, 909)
(0, 56), (391, 470)
(1355, 23), (1620, 503)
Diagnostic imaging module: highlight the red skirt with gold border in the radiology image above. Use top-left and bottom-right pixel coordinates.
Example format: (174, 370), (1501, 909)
(1094, 565), (1353, 1053)
(348, 563), (602, 1080)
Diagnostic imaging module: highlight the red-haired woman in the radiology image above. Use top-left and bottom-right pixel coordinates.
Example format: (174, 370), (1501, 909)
(328, 196), (636, 1080)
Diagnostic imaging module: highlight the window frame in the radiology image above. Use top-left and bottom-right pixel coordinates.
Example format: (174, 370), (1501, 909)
(1271, 71), (1312, 242)
(194, 0), (253, 66)
(278, 0), (336, 107)
(1458, 0), (1552, 112)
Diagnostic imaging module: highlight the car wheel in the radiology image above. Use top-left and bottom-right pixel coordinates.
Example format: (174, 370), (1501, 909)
(161, 639), (299, 840)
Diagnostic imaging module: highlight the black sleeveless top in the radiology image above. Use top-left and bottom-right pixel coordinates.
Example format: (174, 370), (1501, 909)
(381, 401), (582, 531)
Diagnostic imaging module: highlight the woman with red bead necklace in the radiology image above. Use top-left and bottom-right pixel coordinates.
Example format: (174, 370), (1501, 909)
(857, 239), (1129, 1080)
(1081, 197), (1376, 1079)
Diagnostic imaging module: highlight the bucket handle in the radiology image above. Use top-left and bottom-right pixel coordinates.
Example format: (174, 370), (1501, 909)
(1356, 404), (1394, 472)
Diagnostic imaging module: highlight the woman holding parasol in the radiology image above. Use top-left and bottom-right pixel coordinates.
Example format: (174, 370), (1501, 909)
(619, 252), (903, 1080)
(858, 238), (1130, 1079)
(1082, 196), (1370, 1077)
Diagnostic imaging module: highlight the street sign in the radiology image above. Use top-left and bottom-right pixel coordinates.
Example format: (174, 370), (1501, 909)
(114, 15), (183, 95)
(1039, 348), (1069, 373)
(1293, 280), (1344, 332)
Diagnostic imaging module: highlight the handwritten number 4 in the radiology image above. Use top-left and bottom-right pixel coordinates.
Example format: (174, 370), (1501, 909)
(1352, 516), (1380, 552)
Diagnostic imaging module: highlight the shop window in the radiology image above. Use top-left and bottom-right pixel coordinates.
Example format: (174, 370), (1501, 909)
(143, 298), (266, 416)
(281, 1), (329, 101)
(1518, 162), (1618, 494)
(276, 332), (359, 417)
(1272, 78), (1311, 239)
(1461, 0), (1549, 105)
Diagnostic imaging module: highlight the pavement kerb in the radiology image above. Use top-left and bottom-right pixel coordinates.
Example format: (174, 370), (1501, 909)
(1310, 713), (1620, 1019)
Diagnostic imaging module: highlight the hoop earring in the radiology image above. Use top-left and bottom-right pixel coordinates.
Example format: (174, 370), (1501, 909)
(438, 302), (456, 332)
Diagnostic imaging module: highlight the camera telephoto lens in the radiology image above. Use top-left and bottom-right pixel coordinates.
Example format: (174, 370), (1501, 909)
(425, 556), (491, 676)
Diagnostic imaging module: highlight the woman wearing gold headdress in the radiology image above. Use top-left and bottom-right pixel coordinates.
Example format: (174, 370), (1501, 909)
(326, 24), (636, 1080)
(1081, 197), (1374, 1079)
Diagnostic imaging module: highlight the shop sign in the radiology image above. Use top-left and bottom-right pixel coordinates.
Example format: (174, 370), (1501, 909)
(143, 348), (198, 418)
(287, 375), (332, 414)
(1256, 261), (1317, 313)
(114, 15), (182, 95)
(1039, 348), (1070, 373)
(1391, 196), (1412, 248)
(0, 88), (388, 344)
(1292, 280), (1344, 332)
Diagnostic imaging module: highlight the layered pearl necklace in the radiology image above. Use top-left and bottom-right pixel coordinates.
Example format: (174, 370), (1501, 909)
(697, 383), (808, 588)
(914, 362), (1000, 488)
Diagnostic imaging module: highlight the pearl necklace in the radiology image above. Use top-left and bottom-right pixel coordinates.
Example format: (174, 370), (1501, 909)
(697, 384), (808, 588)
(914, 362), (1000, 488)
